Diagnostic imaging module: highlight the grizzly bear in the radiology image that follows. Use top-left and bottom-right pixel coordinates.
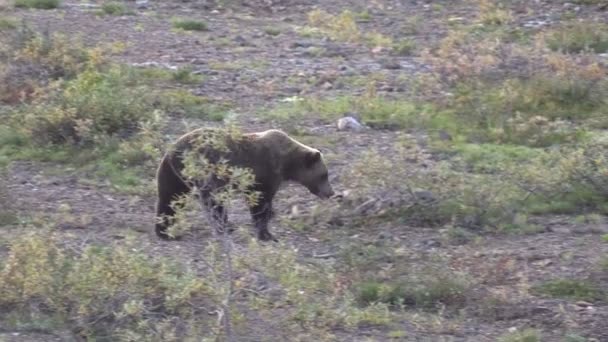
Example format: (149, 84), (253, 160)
(155, 128), (335, 241)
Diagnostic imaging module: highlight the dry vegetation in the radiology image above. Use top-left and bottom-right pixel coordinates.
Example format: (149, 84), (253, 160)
(1, 0), (608, 341)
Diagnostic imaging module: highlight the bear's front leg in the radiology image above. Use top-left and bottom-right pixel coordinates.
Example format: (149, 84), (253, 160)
(249, 200), (277, 242)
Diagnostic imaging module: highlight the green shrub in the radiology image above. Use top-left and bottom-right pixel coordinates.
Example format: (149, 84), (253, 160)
(0, 233), (213, 339)
(19, 66), (156, 145)
(546, 22), (608, 53)
(171, 66), (204, 84)
(532, 279), (605, 301)
(172, 19), (208, 31)
(100, 1), (126, 16)
(14, 0), (59, 9)
(392, 39), (416, 56)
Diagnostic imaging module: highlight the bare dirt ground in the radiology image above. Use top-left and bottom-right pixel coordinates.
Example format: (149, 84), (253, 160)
(2, 0), (608, 341)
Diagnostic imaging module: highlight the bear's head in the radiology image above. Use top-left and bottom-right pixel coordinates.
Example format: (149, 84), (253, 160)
(293, 149), (335, 199)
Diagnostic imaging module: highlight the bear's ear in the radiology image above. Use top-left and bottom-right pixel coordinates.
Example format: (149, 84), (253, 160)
(305, 150), (321, 167)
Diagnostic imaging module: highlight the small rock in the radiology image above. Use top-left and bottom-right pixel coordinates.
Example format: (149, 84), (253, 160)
(321, 81), (333, 90)
(136, 0), (148, 9)
(380, 59), (401, 70)
(414, 190), (436, 203)
(438, 130), (452, 141)
(576, 301), (593, 308)
(424, 239), (441, 248)
(337, 116), (364, 132)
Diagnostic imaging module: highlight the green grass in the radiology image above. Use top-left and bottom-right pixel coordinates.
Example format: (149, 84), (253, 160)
(14, 0), (59, 9)
(497, 329), (541, 342)
(546, 22), (608, 53)
(451, 143), (547, 173)
(532, 279), (605, 302)
(172, 19), (208, 31)
(159, 90), (229, 121)
(355, 276), (468, 309)
(171, 67), (204, 84)
(0, 17), (17, 30)
(392, 38), (416, 56)
(267, 95), (434, 130)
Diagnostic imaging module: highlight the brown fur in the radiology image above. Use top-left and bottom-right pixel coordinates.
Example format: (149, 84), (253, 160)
(155, 128), (334, 241)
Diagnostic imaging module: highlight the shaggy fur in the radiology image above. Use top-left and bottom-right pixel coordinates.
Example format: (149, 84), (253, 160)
(155, 128), (334, 241)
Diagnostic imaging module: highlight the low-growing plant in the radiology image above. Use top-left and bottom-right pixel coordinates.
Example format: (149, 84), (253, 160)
(14, 0), (59, 9)
(0, 171), (18, 226)
(100, 1), (127, 16)
(0, 233), (215, 339)
(172, 18), (208, 31)
(546, 22), (608, 53)
(0, 17), (17, 30)
(159, 89), (229, 120)
(477, 0), (512, 26)
(17, 65), (157, 145)
(171, 66), (204, 84)
(532, 279), (605, 301)
(354, 273), (469, 309)
(264, 27), (281, 36)
(497, 328), (542, 342)
(392, 38), (416, 56)
(267, 88), (433, 130)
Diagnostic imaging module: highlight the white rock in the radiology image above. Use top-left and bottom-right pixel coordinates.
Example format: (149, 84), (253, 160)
(337, 116), (364, 132)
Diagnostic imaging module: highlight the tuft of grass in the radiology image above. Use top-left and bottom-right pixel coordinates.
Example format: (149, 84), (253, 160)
(546, 22), (608, 53)
(392, 38), (416, 56)
(14, 0), (59, 9)
(497, 329), (541, 342)
(477, 0), (512, 26)
(100, 1), (127, 16)
(532, 279), (605, 301)
(355, 275), (468, 309)
(264, 27), (281, 36)
(171, 66), (204, 84)
(0, 17), (17, 30)
(172, 18), (208, 32)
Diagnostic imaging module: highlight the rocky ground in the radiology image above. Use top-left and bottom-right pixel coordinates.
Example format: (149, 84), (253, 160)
(2, 0), (608, 341)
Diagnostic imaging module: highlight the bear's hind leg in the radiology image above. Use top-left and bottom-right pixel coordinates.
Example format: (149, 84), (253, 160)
(249, 200), (277, 242)
(155, 157), (190, 239)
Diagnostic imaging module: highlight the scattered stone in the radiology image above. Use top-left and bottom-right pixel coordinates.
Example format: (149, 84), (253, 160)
(136, 0), (149, 9)
(438, 130), (452, 141)
(380, 59), (401, 70)
(413, 190), (436, 204)
(233, 35), (253, 47)
(337, 116), (365, 132)
(576, 301), (594, 308)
